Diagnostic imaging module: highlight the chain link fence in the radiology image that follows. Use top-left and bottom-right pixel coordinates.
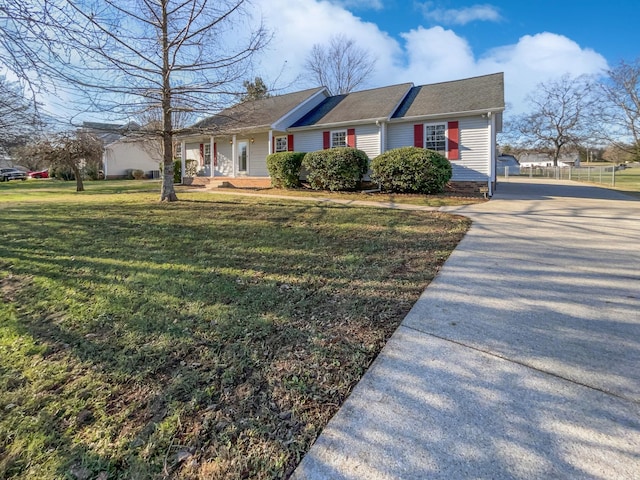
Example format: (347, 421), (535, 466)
(499, 165), (626, 187)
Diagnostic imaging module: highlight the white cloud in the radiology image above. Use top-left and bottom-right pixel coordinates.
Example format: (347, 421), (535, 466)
(418, 3), (502, 25)
(330, 0), (384, 10)
(478, 32), (609, 114)
(254, 0), (402, 91)
(254, 1), (608, 115)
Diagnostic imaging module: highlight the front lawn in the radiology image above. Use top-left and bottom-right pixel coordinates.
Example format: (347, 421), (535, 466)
(1, 181), (470, 479)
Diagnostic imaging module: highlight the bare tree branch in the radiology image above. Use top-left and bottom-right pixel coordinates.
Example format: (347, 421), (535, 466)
(304, 34), (376, 95)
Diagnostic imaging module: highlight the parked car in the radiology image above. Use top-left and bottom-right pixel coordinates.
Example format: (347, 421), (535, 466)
(28, 169), (49, 179)
(0, 167), (28, 182)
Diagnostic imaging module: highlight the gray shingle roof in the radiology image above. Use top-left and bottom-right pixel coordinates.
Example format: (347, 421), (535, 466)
(392, 73), (505, 119)
(291, 83), (413, 128)
(193, 87), (326, 133)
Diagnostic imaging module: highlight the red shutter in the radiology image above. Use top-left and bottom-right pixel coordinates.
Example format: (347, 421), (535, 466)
(414, 124), (423, 148)
(323, 131), (330, 149)
(272, 137), (276, 153)
(287, 134), (294, 152)
(347, 128), (355, 148)
(199, 143), (204, 163)
(213, 142), (217, 166)
(447, 121), (459, 160)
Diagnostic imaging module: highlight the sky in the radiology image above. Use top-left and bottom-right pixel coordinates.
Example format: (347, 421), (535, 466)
(251, 0), (639, 117)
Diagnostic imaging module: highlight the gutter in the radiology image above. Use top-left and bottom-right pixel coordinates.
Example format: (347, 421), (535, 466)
(389, 107), (505, 123)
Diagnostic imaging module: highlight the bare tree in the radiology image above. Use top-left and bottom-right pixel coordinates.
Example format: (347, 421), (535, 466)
(1, 0), (269, 201)
(0, 76), (43, 159)
(33, 132), (103, 191)
(509, 75), (596, 166)
(599, 59), (640, 161)
(304, 34), (376, 95)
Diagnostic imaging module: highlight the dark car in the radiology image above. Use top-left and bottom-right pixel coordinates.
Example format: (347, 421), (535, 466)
(28, 169), (49, 179)
(0, 167), (28, 182)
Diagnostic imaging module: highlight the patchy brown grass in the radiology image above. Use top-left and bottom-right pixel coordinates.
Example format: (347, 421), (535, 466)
(0, 183), (470, 479)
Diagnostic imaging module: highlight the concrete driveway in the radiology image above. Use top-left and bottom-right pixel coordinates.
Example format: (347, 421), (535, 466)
(292, 178), (640, 479)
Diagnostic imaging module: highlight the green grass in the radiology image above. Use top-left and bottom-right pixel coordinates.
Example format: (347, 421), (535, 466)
(0, 180), (470, 479)
(611, 167), (640, 198)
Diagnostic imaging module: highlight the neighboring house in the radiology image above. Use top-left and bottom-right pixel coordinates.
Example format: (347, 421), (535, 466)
(178, 73), (505, 195)
(82, 122), (162, 178)
(518, 152), (581, 168)
(103, 137), (161, 179)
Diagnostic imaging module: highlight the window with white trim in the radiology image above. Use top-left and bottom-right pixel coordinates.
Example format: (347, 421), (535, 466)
(425, 123), (446, 153)
(275, 136), (288, 152)
(175, 143), (182, 159)
(331, 130), (347, 148)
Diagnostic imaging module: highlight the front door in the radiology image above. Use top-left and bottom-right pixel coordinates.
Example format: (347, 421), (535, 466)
(238, 140), (248, 173)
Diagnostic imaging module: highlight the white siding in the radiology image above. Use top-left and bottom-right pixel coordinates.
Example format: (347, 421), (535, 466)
(387, 123), (414, 150)
(215, 143), (233, 177)
(455, 116), (490, 181)
(292, 126), (380, 157)
(103, 140), (161, 177)
(354, 124), (380, 158)
(248, 133), (269, 177)
(293, 130), (323, 153)
(185, 142), (203, 170)
(387, 116), (491, 181)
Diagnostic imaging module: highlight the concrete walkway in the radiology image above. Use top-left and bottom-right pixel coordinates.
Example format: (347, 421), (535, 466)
(292, 178), (640, 479)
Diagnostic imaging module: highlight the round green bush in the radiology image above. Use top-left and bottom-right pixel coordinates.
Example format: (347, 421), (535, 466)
(370, 147), (452, 194)
(266, 151), (306, 188)
(302, 147), (369, 191)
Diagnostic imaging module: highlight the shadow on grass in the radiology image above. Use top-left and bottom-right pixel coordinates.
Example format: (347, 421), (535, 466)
(0, 195), (468, 479)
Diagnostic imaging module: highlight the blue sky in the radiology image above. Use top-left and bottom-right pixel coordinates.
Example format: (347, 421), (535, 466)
(252, 0), (639, 116)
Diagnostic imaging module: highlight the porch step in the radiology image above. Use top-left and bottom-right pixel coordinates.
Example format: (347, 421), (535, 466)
(185, 176), (272, 189)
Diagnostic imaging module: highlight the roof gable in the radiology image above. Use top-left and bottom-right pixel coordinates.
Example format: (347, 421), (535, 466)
(392, 73), (505, 119)
(291, 83), (413, 128)
(194, 87), (327, 133)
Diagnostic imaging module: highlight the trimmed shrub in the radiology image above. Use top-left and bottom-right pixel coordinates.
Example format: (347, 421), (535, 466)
(132, 169), (145, 180)
(302, 147), (369, 191)
(370, 147), (452, 194)
(50, 166), (75, 181)
(266, 151), (306, 188)
(173, 160), (181, 183)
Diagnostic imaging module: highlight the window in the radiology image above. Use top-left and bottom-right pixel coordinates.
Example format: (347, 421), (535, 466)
(425, 123), (446, 153)
(331, 130), (347, 148)
(204, 143), (211, 165)
(275, 136), (288, 152)
(175, 143), (182, 159)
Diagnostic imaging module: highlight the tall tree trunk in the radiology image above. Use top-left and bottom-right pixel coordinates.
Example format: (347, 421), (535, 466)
(160, 0), (178, 202)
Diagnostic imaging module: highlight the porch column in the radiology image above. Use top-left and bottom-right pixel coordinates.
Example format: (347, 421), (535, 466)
(268, 130), (274, 154)
(231, 135), (237, 177)
(209, 136), (215, 178)
(180, 139), (186, 183)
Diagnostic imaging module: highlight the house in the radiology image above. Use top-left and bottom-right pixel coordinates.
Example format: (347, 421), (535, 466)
(518, 152), (581, 168)
(178, 73), (505, 195)
(82, 122), (162, 178)
(102, 136), (161, 179)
